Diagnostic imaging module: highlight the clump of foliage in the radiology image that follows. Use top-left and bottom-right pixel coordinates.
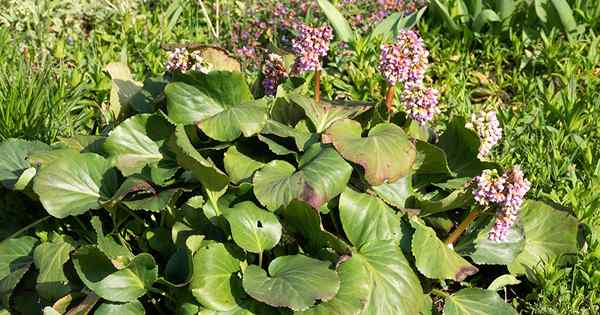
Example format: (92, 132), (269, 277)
(0, 4), (582, 313)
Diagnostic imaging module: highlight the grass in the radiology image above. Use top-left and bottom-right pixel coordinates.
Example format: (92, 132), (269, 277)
(0, 0), (599, 313)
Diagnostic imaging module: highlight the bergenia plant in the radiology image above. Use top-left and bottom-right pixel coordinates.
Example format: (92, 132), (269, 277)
(0, 2), (579, 315)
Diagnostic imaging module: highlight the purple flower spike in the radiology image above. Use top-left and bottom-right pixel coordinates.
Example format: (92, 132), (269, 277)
(473, 169), (506, 206)
(379, 30), (429, 85)
(473, 166), (531, 242)
(291, 24), (333, 73)
(467, 111), (503, 159)
(401, 82), (440, 124)
(262, 53), (288, 96)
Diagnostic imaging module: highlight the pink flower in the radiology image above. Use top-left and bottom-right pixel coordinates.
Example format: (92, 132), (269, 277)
(401, 82), (440, 124)
(467, 111), (503, 159)
(291, 24), (333, 73)
(379, 30), (429, 85)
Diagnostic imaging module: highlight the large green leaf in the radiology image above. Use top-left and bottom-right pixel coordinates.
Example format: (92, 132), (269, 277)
(198, 98), (268, 142)
(253, 144), (352, 210)
(443, 288), (516, 315)
(33, 153), (119, 218)
(190, 243), (244, 311)
(371, 176), (413, 209)
(242, 255), (340, 311)
(508, 201), (578, 274)
(73, 247), (158, 303)
(456, 216), (525, 265)
(223, 201), (282, 253)
(438, 117), (499, 177)
(223, 146), (265, 184)
(339, 188), (402, 247)
(104, 114), (173, 176)
(167, 71), (253, 123)
(171, 125), (229, 191)
(33, 240), (75, 300)
(0, 236), (37, 280)
(297, 256), (370, 315)
(316, 0), (354, 42)
(410, 218), (478, 281)
(0, 139), (49, 189)
(280, 201), (352, 255)
(414, 141), (454, 176)
(355, 241), (424, 315)
(323, 120), (416, 186)
(418, 189), (474, 216)
(94, 301), (145, 315)
(166, 71), (265, 141)
(289, 95), (370, 133)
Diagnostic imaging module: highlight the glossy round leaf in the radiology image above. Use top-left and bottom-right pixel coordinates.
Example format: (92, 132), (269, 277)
(33, 153), (119, 218)
(323, 120), (416, 186)
(355, 240), (424, 315)
(223, 201), (282, 253)
(253, 144), (352, 210)
(170, 125), (229, 191)
(242, 255), (340, 311)
(443, 288), (516, 315)
(297, 256), (370, 315)
(73, 247), (158, 303)
(410, 218), (478, 281)
(508, 200), (579, 274)
(223, 146), (265, 184)
(339, 188), (402, 247)
(190, 243), (244, 311)
(104, 114), (173, 176)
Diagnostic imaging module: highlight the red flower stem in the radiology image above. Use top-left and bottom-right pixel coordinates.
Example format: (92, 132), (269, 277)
(446, 208), (482, 245)
(314, 70), (321, 102)
(385, 85), (395, 112)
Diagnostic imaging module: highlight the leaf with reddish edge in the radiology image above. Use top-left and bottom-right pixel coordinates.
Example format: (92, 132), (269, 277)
(323, 119), (416, 186)
(253, 144), (352, 211)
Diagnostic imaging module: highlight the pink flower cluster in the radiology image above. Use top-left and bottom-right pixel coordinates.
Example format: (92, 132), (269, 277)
(400, 82), (440, 124)
(292, 24), (334, 73)
(472, 166), (531, 242)
(262, 53), (288, 96)
(165, 48), (211, 74)
(379, 30), (429, 85)
(467, 111), (503, 159)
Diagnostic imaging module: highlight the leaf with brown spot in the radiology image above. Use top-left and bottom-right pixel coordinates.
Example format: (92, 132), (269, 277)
(324, 119), (416, 186)
(253, 144), (352, 211)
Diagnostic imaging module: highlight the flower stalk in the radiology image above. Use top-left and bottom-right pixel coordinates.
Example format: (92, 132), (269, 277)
(446, 208), (482, 245)
(315, 70), (321, 102)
